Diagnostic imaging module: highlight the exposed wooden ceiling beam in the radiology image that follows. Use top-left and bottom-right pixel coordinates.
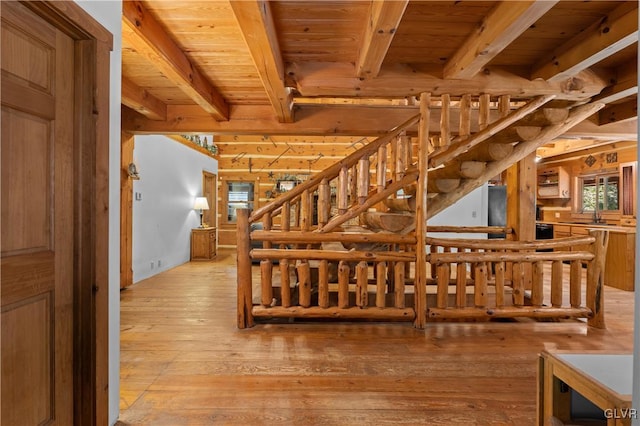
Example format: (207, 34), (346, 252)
(356, 0), (408, 79)
(121, 77), (166, 121)
(593, 60), (638, 105)
(288, 62), (607, 100)
(123, 103), (636, 141)
(598, 99), (638, 126)
(537, 138), (623, 158)
(122, 0), (229, 120)
(229, 0), (293, 123)
(538, 140), (636, 164)
(532, 2), (638, 82)
(443, 0), (557, 80)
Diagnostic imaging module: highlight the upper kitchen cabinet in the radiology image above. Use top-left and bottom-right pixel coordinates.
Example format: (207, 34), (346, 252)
(537, 166), (570, 199)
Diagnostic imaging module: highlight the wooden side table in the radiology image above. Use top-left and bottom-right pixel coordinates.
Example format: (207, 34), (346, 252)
(537, 350), (634, 426)
(191, 227), (216, 260)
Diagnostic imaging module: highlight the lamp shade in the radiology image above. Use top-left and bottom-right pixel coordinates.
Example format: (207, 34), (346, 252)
(193, 197), (209, 210)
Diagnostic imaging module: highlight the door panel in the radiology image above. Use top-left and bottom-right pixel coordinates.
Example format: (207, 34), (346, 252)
(1, 2), (74, 424)
(203, 171), (217, 228)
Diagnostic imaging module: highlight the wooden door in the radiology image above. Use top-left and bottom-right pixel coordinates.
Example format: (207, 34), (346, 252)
(203, 171), (217, 228)
(1, 3), (75, 424)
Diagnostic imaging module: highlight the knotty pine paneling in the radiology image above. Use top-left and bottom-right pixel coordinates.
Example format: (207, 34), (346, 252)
(216, 134), (375, 246)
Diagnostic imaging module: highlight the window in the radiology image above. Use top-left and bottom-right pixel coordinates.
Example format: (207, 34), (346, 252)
(224, 181), (254, 224)
(579, 173), (619, 212)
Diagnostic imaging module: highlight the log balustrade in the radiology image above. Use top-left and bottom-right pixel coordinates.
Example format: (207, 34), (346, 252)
(237, 94), (609, 329)
(426, 231), (609, 328)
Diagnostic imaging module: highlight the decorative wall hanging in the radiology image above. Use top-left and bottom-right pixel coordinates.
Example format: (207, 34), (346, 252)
(584, 155), (596, 167)
(606, 152), (617, 163)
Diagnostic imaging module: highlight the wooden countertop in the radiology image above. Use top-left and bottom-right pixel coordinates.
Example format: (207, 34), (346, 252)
(537, 221), (636, 234)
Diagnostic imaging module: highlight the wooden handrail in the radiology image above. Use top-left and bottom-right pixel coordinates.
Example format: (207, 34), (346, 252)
(249, 114), (421, 222)
(251, 249), (416, 262)
(250, 230), (416, 245)
(426, 235), (595, 250)
(428, 251), (594, 264)
(427, 226), (512, 234)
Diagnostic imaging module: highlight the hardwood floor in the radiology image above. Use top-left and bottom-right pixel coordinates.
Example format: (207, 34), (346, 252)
(117, 248), (634, 425)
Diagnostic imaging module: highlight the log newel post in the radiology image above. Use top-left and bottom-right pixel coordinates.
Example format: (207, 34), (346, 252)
(237, 208), (254, 328)
(414, 92), (430, 328)
(587, 229), (609, 329)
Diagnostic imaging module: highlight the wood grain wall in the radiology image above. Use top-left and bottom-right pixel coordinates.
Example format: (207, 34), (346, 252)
(216, 134), (376, 246)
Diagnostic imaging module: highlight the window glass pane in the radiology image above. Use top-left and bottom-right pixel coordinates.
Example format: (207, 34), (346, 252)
(580, 174), (619, 213)
(226, 182), (254, 223)
(581, 177), (597, 211)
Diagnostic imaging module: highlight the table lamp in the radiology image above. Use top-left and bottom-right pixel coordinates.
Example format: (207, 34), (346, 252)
(193, 197), (209, 228)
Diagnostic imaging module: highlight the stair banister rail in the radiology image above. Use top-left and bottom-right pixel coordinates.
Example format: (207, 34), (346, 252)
(249, 114), (421, 223)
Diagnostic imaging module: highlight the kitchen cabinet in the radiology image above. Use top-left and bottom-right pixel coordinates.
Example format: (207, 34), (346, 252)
(548, 222), (635, 291)
(191, 227), (216, 260)
(537, 166), (570, 199)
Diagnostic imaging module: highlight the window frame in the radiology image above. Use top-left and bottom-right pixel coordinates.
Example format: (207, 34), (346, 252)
(221, 178), (257, 226)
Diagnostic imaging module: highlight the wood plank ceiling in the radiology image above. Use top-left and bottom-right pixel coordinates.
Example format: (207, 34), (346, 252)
(121, 0), (638, 158)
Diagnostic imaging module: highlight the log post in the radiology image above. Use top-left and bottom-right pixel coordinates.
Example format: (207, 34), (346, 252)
(436, 264), (450, 309)
(338, 261), (350, 308)
(474, 262), (488, 308)
(236, 209), (254, 328)
(260, 260), (273, 307)
(297, 260), (311, 308)
(280, 259), (291, 308)
(376, 262), (387, 308)
(512, 262), (524, 306)
(494, 261), (505, 307)
(414, 92), (430, 328)
(459, 94), (471, 140)
(356, 261), (369, 307)
(394, 261), (406, 309)
(531, 261), (544, 307)
(300, 189), (311, 236)
(587, 230), (609, 328)
(478, 93), (491, 130)
(358, 158), (370, 205)
(338, 166), (349, 214)
(569, 260), (582, 308)
(318, 259), (329, 308)
(396, 132), (407, 181)
(440, 93), (451, 148)
(498, 94), (511, 118)
(349, 165), (358, 207)
(377, 145), (387, 193)
(456, 261), (467, 308)
(551, 260), (563, 307)
(318, 178), (330, 226)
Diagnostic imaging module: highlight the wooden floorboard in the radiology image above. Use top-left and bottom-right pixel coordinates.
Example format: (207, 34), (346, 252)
(117, 248), (634, 425)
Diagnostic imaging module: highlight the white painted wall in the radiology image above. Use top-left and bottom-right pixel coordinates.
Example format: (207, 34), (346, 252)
(428, 185), (489, 240)
(72, 1), (121, 424)
(132, 135), (218, 282)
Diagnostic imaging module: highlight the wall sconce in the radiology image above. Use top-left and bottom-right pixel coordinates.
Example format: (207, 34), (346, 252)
(193, 197), (209, 228)
(127, 162), (140, 180)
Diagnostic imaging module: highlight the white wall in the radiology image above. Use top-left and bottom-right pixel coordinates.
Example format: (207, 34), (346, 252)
(132, 135), (218, 282)
(428, 185), (489, 240)
(72, 1), (121, 424)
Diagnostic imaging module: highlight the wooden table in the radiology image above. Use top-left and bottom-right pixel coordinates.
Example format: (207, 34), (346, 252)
(537, 351), (634, 426)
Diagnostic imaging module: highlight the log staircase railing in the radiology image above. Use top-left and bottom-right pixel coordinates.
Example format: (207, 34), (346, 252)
(237, 92), (608, 329)
(426, 231), (609, 328)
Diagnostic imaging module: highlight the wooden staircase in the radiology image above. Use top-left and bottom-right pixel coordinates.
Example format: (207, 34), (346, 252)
(237, 93), (608, 329)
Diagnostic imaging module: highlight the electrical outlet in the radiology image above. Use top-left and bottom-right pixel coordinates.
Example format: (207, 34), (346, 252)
(157, 260), (161, 267)
(471, 210), (477, 218)
(150, 261), (154, 269)
(555, 212), (560, 218)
